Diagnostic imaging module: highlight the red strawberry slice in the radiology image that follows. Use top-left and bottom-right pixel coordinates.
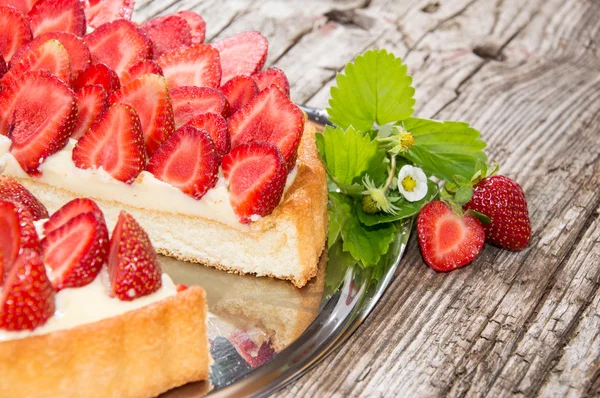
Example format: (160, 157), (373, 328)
(119, 59), (163, 86)
(185, 112), (230, 157)
(0, 5), (33, 61)
(0, 71), (77, 174)
(220, 75), (258, 115)
(229, 332), (276, 368)
(0, 0), (36, 14)
(84, 0), (134, 29)
(170, 86), (228, 128)
(0, 249), (55, 331)
(210, 31), (268, 84)
(27, 0), (85, 37)
(41, 212), (109, 290)
(141, 14), (192, 59)
(10, 32), (91, 79)
(0, 55), (6, 78)
(72, 84), (108, 139)
(85, 19), (152, 79)
(229, 85), (304, 170)
(72, 63), (120, 94)
(252, 67), (290, 97)
(1, 39), (71, 88)
(176, 10), (205, 44)
(0, 175), (49, 220)
(108, 211), (162, 301)
(157, 43), (221, 89)
(44, 197), (104, 236)
(221, 142), (287, 223)
(0, 200), (40, 276)
(72, 103), (146, 183)
(147, 125), (219, 200)
(417, 200), (485, 272)
(109, 73), (175, 156)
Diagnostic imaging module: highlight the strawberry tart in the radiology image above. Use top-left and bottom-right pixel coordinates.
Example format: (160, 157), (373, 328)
(0, 179), (210, 397)
(0, 4), (328, 288)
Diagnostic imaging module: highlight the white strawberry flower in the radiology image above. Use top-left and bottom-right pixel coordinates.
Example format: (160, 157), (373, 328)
(397, 165), (428, 202)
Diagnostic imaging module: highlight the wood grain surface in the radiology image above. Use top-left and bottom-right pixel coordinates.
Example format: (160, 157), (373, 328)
(135, 0), (600, 396)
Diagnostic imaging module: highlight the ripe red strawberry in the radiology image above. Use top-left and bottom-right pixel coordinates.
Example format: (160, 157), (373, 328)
(147, 126), (219, 199)
(72, 84), (108, 139)
(0, 5), (33, 61)
(210, 31), (268, 84)
(465, 175), (531, 250)
(44, 197), (104, 235)
(176, 10), (205, 44)
(221, 142), (287, 223)
(0, 0), (36, 14)
(229, 85), (304, 170)
(119, 59), (163, 86)
(27, 0), (85, 37)
(141, 14), (192, 59)
(0, 70), (77, 174)
(84, 0), (134, 29)
(0, 200), (40, 276)
(72, 63), (120, 94)
(110, 73), (175, 156)
(0, 175), (48, 220)
(0, 249), (55, 331)
(72, 103), (146, 183)
(170, 86), (229, 128)
(417, 201), (485, 271)
(157, 43), (221, 89)
(185, 112), (230, 157)
(220, 75), (258, 115)
(252, 67), (290, 97)
(10, 32), (91, 79)
(41, 212), (108, 290)
(108, 211), (162, 301)
(0, 55), (6, 78)
(85, 19), (152, 78)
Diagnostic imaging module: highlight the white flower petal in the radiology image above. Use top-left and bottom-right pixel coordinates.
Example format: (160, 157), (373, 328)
(398, 165), (428, 202)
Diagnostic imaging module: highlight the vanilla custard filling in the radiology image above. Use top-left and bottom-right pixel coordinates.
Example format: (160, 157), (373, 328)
(0, 269), (177, 342)
(0, 136), (298, 228)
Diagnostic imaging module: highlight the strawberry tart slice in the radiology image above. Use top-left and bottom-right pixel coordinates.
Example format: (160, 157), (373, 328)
(0, 181), (210, 397)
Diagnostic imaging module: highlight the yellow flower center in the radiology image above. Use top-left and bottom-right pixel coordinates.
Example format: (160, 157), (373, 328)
(401, 176), (417, 192)
(399, 130), (414, 151)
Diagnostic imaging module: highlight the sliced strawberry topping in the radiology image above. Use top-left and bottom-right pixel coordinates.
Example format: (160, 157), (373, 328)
(417, 201), (485, 272)
(72, 84), (108, 139)
(0, 0), (36, 14)
(170, 86), (228, 128)
(0, 200), (40, 275)
(119, 59), (163, 86)
(73, 103), (146, 183)
(176, 10), (205, 44)
(221, 142), (287, 223)
(0, 5), (33, 62)
(27, 0), (85, 37)
(44, 197), (104, 236)
(10, 32), (91, 79)
(210, 31), (268, 84)
(108, 211), (162, 301)
(229, 332), (276, 368)
(141, 14), (192, 59)
(220, 75), (258, 115)
(0, 249), (55, 331)
(157, 43), (221, 89)
(185, 112), (230, 157)
(72, 63), (120, 94)
(252, 67), (290, 97)
(0, 70), (76, 174)
(229, 85), (304, 170)
(0, 175), (49, 220)
(110, 73), (175, 156)
(42, 212), (108, 290)
(85, 19), (152, 78)
(84, 0), (134, 29)
(0, 55), (6, 78)
(147, 126), (219, 200)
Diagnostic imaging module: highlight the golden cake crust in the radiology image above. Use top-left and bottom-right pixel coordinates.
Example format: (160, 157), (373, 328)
(0, 287), (210, 398)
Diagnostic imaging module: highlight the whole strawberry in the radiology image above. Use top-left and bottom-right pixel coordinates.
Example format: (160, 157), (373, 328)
(465, 175), (531, 250)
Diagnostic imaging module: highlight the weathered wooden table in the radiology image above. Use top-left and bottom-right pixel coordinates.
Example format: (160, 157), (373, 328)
(136, 0), (600, 396)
